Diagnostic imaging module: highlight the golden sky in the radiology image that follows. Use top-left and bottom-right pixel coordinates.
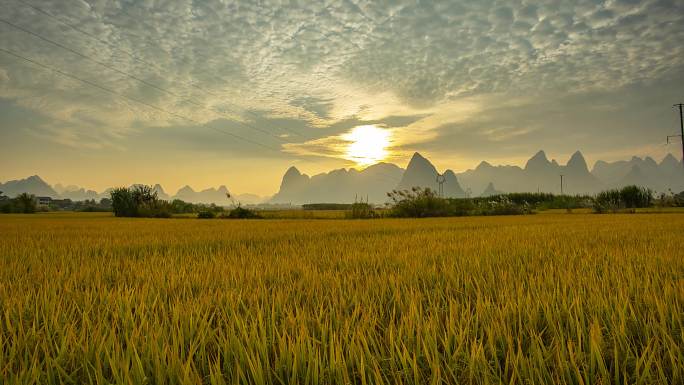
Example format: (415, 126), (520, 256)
(1, 0), (683, 195)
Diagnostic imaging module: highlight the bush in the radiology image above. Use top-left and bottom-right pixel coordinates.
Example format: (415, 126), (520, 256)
(658, 190), (684, 207)
(197, 210), (216, 219)
(303, 203), (352, 210)
(480, 193), (592, 210)
(593, 185), (653, 213)
(12, 193), (37, 214)
(476, 196), (531, 216)
(0, 193), (38, 214)
(386, 187), (535, 218)
(387, 187), (450, 218)
(110, 187), (137, 217)
(111, 185), (170, 218)
(619, 185), (653, 208)
(346, 202), (375, 219)
(171, 199), (196, 214)
(223, 206), (261, 219)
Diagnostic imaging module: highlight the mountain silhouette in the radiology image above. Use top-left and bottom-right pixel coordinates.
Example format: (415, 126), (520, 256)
(53, 183), (100, 200)
(271, 162), (404, 204)
(480, 182), (503, 197)
(592, 155), (684, 191)
(561, 151), (602, 194)
(397, 153), (439, 191)
(442, 170), (466, 198)
(524, 150), (554, 173)
(396, 153), (465, 197)
(3, 151), (683, 205)
(566, 151), (589, 174)
(172, 185), (196, 202)
(458, 162), (525, 196)
(269, 151), (683, 204)
(171, 185), (231, 204)
(152, 184), (170, 200)
(0, 175), (57, 197)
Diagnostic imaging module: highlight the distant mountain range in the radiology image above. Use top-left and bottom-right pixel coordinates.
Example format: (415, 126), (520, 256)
(271, 162), (404, 204)
(2, 151), (683, 205)
(270, 151), (684, 204)
(0, 177), (265, 205)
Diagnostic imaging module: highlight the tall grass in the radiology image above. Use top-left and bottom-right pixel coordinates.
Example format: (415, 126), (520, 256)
(0, 213), (682, 384)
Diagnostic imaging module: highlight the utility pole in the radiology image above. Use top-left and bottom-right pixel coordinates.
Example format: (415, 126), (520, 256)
(560, 174), (564, 195)
(676, 103), (684, 168)
(436, 173), (446, 198)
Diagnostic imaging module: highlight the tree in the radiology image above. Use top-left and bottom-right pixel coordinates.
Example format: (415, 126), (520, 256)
(99, 198), (112, 209)
(110, 187), (137, 217)
(0, 191), (10, 213)
(110, 186), (170, 217)
(593, 185), (653, 213)
(15, 193), (36, 214)
(387, 187), (449, 217)
(171, 199), (194, 213)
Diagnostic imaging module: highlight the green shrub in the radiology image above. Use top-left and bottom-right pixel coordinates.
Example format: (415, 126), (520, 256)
(0, 193), (38, 214)
(346, 202), (375, 219)
(619, 185), (653, 208)
(387, 187), (450, 218)
(386, 187), (535, 218)
(659, 190), (684, 207)
(110, 187), (137, 217)
(170, 199), (196, 213)
(593, 185), (653, 213)
(223, 206), (261, 219)
(476, 196), (531, 216)
(197, 210), (216, 219)
(302, 203), (352, 210)
(479, 193), (592, 210)
(111, 186), (171, 218)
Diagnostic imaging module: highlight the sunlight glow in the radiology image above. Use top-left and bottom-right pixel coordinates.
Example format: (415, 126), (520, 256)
(343, 125), (390, 167)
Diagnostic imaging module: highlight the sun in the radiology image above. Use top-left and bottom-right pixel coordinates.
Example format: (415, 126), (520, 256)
(343, 125), (390, 167)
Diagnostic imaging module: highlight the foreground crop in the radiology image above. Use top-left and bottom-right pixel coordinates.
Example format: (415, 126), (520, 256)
(0, 213), (682, 384)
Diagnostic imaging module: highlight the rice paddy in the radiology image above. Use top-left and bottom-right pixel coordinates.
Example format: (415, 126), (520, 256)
(0, 212), (682, 384)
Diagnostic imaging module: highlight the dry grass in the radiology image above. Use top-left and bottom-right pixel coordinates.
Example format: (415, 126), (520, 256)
(0, 212), (682, 384)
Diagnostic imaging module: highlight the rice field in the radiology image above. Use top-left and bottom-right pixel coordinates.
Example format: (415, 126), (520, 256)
(0, 212), (682, 384)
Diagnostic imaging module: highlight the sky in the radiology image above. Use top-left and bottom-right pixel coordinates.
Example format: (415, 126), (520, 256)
(0, 0), (683, 196)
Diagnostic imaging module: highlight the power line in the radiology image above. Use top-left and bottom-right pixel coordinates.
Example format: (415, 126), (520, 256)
(17, 0), (305, 140)
(5, 0), (408, 183)
(674, 103), (684, 169)
(436, 173), (445, 197)
(0, 16), (292, 143)
(105, 0), (398, 137)
(11, 0), (306, 139)
(11, 0), (414, 156)
(0, 41), (402, 183)
(0, 46), (280, 152)
(14, 0), (157, 71)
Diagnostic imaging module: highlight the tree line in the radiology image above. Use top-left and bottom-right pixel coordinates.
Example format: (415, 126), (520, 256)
(3, 184), (683, 218)
(110, 185), (260, 218)
(349, 185), (683, 218)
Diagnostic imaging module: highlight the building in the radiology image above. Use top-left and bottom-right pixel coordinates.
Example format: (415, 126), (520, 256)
(36, 196), (53, 206)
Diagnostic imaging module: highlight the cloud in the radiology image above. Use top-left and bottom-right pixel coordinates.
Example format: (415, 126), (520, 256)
(339, 0), (683, 105)
(283, 113), (431, 161)
(0, 0), (682, 181)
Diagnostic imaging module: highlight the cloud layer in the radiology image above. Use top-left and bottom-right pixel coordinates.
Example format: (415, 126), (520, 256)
(0, 0), (683, 192)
